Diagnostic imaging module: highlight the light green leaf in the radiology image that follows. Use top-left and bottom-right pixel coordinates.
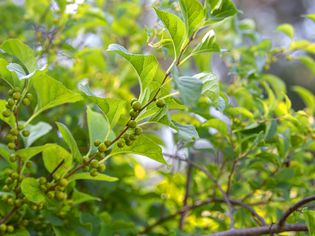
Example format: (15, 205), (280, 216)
(0, 144), (10, 162)
(194, 72), (219, 105)
(225, 107), (254, 119)
(87, 107), (111, 153)
(305, 14), (315, 22)
(299, 56), (315, 76)
(112, 135), (167, 164)
(42, 144), (73, 177)
(5, 228), (30, 236)
(203, 118), (228, 135)
(154, 8), (186, 57)
(1, 39), (37, 73)
(107, 44), (167, 103)
(174, 121), (199, 142)
(206, 0), (238, 21)
(23, 122), (52, 147)
(304, 210), (315, 236)
(191, 30), (220, 55)
(6, 63), (36, 80)
(277, 23), (294, 39)
(0, 100), (16, 127)
(68, 173), (118, 182)
(0, 58), (20, 87)
(30, 71), (82, 120)
(21, 177), (46, 203)
(174, 76), (203, 106)
(17, 145), (49, 162)
(72, 189), (101, 205)
(179, 0), (205, 36)
(293, 86), (315, 113)
(56, 122), (82, 161)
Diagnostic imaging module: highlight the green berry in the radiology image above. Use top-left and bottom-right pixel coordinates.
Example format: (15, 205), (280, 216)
(15, 199), (23, 207)
(59, 178), (68, 187)
(9, 154), (16, 162)
(156, 99), (165, 108)
(94, 139), (101, 147)
(2, 109), (11, 117)
(8, 142), (16, 150)
(125, 140), (133, 146)
(98, 143), (107, 153)
(83, 166), (89, 172)
(90, 169), (98, 177)
(132, 101), (141, 111)
(90, 159), (99, 168)
(11, 172), (18, 179)
(26, 93), (33, 100)
(6, 134), (16, 142)
(22, 219), (29, 226)
(47, 191), (55, 199)
(5, 177), (13, 184)
(7, 225), (14, 233)
(18, 124), (24, 130)
(22, 130), (30, 137)
(127, 120), (137, 128)
(97, 164), (106, 172)
(96, 152), (103, 160)
(7, 198), (14, 205)
(22, 98), (31, 106)
(129, 134), (136, 141)
(26, 161), (32, 168)
(82, 156), (89, 164)
(104, 140), (111, 147)
(8, 89), (14, 95)
(134, 127), (143, 135)
(7, 98), (15, 107)
(123, 134), (130, 141)
(53, 173), (60, 180)
(130, 98), (137, 106)
(3, 185), (9, 192)
(129, 109), (138, 119)
(0, 224), (7, 232)
(40, 184), (47, 191)
(117, 140), (125, 148)
(10, 128), (19, 136)
(55, 191), (66, 200)
(39, 177), (47, 184)
(12, 92), (21, 100)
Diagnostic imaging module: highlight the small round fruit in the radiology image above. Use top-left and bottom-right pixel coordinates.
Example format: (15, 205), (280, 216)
(15, 199), (23, 207)
(55, 191), (66, 200)
(3, 185), (9, 192)
(9, 154), (16, 162)
(98, 143), (107, 153)
(134, 127), (143, 135)
(39, 177), (47, 184)
(47, 191), (55, 199)
(90, 159), (99, 168)
(26, 161), (32, 168)
(8, 89), (14, 95)
(11, 172), (18, 179)
(82, 156), (89, 164)
(125, 140), (132, 146)
(132, 101), (141, 111)
(97, 164), (106, 172)
(12, 92), (21, 100)
(123, 134), (130, 141)
(129, 134), (136, 141)
(7, 225), (14, 233)
(22, 219), (29, 226)
(117, 140), (125, 148)
(5, 177), (13, 184)
(22, 98), (31, 106)
(26, 93), (33, 100)
(127, 120), (137, 128)
(130, 98), (137, 106)
(94, 139), (101, 147)
(17, 124), (24, 130)
(10, 128), (19, 136)
(22, 130), (30, 137)
(0, 224), (7, 232)
(90, 169), (98, 177)
(7, 98), (15, 107)
(59, 178), (68, 187)
(2, 109), (11, 118)
(104, 140), (111, 147)
(156, 99), (165, 108)
(8, 142), (16, 150)
(129, 109), (138, 119)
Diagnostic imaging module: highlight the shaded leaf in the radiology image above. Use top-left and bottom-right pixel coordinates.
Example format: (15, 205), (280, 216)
(21, 177), (46, 203)
(68, 173), (117, 182)
(174, 75), (203, 106)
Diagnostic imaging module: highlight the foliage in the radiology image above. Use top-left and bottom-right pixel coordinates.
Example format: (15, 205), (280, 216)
(0, 0), (314, 235)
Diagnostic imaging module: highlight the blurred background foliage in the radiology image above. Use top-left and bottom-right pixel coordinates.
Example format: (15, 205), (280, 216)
(0, 0), (315, 235)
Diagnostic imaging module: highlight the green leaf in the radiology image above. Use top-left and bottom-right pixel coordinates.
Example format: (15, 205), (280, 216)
(194, 72), (219, 105)
(154, 8), (186, 57)
(174, 75), (203, 106)
(203, 118), (228, 135)
(305, 14), (315, 22)
(5, 228), (30, 236)
(225, 107), (254, 119)
(42, 144), (73, 177)
(0, 144), (10, 162)
(6, 63), (37, 80)
(1, 39), (37, 73)
(0, 100), (16, 127)
(293, 86), (315, 113)
(21, 177), (46, 203)
(191, 30), (220, 55)
(0, 58), (20, 87)
(112, 135), (167, 164)
(206, 0), (238, 21)
(107, 44), (167, 103)
(22, 122), (52, 147)
(56, 122), (82, 161)
(299, 56), (315, 76)
(72, 189), (101, 205)
(30, 71), (82, 120)
(304, 210), (315, 236)
(179, 0), (205, 36)
(87, 107), (111, 153)
(68, 173), (118, 182)
(174, 121), (199, 142)
(17, 145), (48, 162)
(276, 23), (294, 39)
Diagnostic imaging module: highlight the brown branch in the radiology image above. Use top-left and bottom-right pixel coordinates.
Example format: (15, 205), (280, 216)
(47, 159), (65, 180)
(206, 224), (307, 236)
(0, 207), (19, 225)
(278, 195), (315, 227)
(179, 162), (193, 230)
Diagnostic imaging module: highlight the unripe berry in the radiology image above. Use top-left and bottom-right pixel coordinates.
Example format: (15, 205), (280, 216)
(130, 98), (137, 106)
(39, 177), (47, 184)
(8, 142), (16, 150)
(94, 139), (101, 147)
(8, 89), (14, 95)
(82, 156), (89, 164)
(15, 199), (23, 207)
(90, 159), (99, 168)
(9, 154), (16, 162)
(6, 134), (16, 142)
(3, 185), (9, 192)
(22, 98), (31, 106)
(7, 225), (14, 233)
(0, 224), (7, 232)
(18, 124), (24, 130)
(7, 198), (14, 205)
(132, 101), (141, 111)
(59, 178), (68, 187)
(104, 140), (111, 147)
(2, 109), (11, 117)
(47, 191), (55, 199)
(134, 127), (142, 135)
(10, 128), (19, 136)
(55, 191), (66, 200)
(26, 93), (33, 100)
(90, 169), (98, 177)
(5, 177), (13, 184)
(129, 134), (136, 141)
(26, 161), (32, 168)
(129, 109), (138, 119)
(156, 99), (165, 108)
(11, 172), (18, 179)
(127, 120), (137, 128)
(98, 143), (107, 153)
(117, 140), (125, 148)
(123, 134), (130, 141)
(97, 164), (106, 172)
(7, 98), (15, 107)
(125, 140), (133, 146)
(12, 92), (21, 100)
(22, 130), (30, 137)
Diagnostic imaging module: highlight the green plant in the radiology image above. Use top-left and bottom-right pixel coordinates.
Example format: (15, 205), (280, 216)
(0, 0), (315, 235)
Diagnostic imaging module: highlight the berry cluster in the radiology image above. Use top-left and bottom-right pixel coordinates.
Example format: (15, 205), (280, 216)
(2, 88), (32, 118)
(38, 176), (68, 201)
